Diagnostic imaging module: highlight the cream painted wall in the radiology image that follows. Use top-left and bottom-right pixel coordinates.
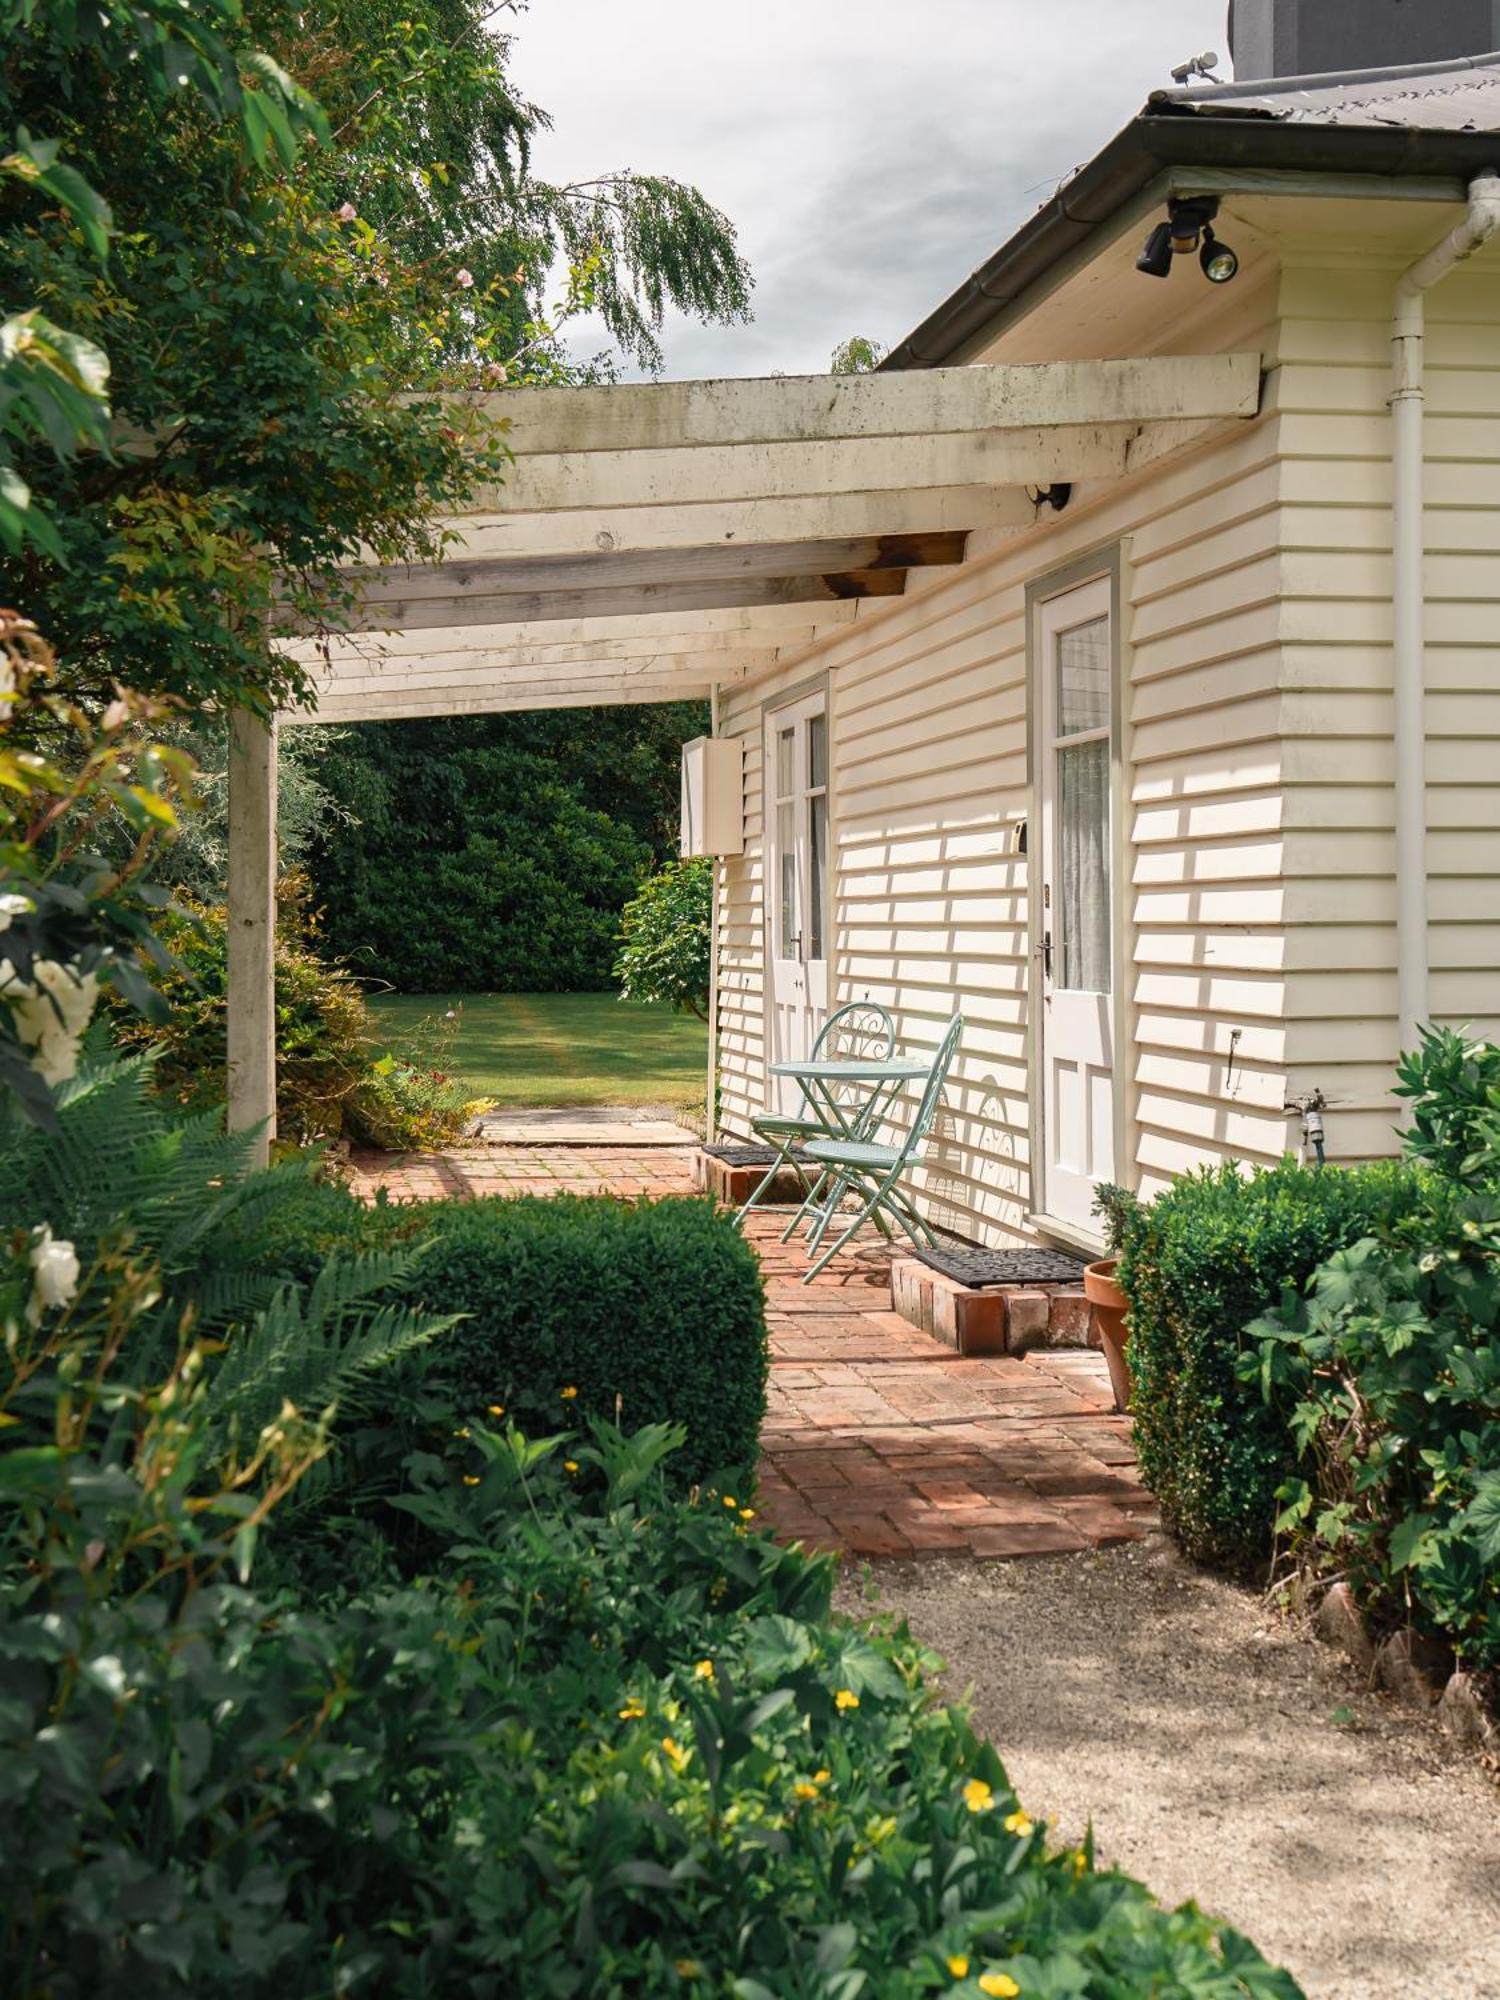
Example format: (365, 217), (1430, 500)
(713, 216), (1500, 1245)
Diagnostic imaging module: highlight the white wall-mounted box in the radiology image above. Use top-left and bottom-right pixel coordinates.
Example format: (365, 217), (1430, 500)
(680, 736), (744, 857)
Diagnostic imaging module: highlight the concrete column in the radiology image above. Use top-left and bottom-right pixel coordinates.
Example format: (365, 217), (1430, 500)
(226, 709), (277, 1166)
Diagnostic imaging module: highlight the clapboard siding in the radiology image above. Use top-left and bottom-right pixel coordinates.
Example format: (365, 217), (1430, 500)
(1277, 257), (1500, 1137)
(714, 240), (1500, 1239)
(717, 333), (1291, 1238)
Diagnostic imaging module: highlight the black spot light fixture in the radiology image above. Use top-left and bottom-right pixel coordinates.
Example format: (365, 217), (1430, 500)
(1135, 196), (1239, 284)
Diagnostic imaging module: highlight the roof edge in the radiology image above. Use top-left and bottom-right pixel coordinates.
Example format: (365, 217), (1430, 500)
(1150, 47), (1500, 111)
(882, 115), (1500, 371)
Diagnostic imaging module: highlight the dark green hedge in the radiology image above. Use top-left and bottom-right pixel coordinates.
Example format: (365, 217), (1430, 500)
(306, 705), (707, 993)
(254, 1182), (768, 1489)
(1118, 1159), (1425, 1572)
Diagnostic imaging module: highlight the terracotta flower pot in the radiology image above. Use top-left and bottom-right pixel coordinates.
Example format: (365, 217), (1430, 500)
(1084, 1255), (1132, 1414)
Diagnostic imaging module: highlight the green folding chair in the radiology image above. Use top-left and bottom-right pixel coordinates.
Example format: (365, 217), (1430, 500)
(798, 1011), (963, 1283)
(732, 1001), (895, 1230)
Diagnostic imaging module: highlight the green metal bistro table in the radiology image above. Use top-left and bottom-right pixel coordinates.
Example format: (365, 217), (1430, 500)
(767, 1055), (929, 1253)
(768, 1056), (929, 1138)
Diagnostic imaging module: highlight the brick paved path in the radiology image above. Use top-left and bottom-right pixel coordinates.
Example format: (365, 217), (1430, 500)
(349, 1143), (1156, 1561)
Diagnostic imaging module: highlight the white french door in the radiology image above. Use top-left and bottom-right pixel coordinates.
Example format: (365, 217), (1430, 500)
(1036, 576), (1116, 1233)
(765, 691), (830, 1111)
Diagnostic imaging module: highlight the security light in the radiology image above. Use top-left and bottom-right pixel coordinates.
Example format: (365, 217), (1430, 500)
(1135, 221), (1174, 278)
(1200, 226), (1239, 284)
(1135, 196), (1239, 285)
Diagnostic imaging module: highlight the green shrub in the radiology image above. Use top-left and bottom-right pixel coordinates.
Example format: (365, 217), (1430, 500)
(1240, 1031), (1500, 1667)
(614, 856), (713, 1019)
(1119, 1158), (1425, 1572)
(1, 1366), (1305, 1998)
(256, 1183), (770, 1492)
(113, 884), (480, 1150)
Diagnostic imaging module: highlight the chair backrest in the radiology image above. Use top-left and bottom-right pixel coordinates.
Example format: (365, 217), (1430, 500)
(815, 1001), (896, 1064)
(811, 1002), (896, 1122)
(892, 1012), (964, 1166)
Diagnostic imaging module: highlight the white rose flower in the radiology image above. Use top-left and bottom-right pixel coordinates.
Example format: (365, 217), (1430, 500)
(0, 893), (32, 933)
(0, 959), (99, 1085)
(27, 1226), (81, 1327)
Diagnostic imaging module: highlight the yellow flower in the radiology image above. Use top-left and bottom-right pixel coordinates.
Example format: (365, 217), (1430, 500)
(962, 1778), (995, 1814)
(661, 1735), (690, 1772)
(674, 1963), (701, 1980)
(618, 1699), (646, 1720)
(793, 1781), (820, 1800)
(812, 1768), (831, 1785)
(947, 1956), (970, 1979)
(739, 1507), (756, 1521)
(564, 1460), (579, 1473)
(722, 1495), (737, 1509)
(1003, 1811), (1035, 1839)
(560, 1386), (578, 1400)
(462, 1474), (480, 1487)
(693, 1659), (715, 1681)
(452, 1426), (470, 1439)
(488, 1403), (504, 1416)
(834, 1688), (860, 1711)
(979, 1976), (1020, 1998)
(1068, 1848), (1088, 1877)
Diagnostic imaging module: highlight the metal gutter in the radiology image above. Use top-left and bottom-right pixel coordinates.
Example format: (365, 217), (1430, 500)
(883, 110), (1500, 370)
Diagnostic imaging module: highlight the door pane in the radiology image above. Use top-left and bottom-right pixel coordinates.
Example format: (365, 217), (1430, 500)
(776, 726), (794, 801)
(807, 712), (827, 790)
(778, 802), (797, 957)
(808, 793), (827, 961)
(1057, 735), (1110, 993)
(1057, 615), (1110, 736)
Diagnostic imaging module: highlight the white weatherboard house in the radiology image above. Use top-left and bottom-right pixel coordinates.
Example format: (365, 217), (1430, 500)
(233, 2), (1500, 1256)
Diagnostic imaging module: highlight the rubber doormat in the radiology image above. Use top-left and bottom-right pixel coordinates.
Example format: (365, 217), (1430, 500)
(912, 1243), (1088, 1287)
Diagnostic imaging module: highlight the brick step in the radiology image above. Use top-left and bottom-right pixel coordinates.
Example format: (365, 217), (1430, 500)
(891, 1257), (1098, 1358)
(693, 1148), (809, 1207)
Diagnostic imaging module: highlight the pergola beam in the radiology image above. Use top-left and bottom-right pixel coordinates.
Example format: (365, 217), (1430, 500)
(294, 680), (714, 723)
(300, 651), (772, 701)
(474, 353), (1261, 455)
(339, 570), (908, 635)
(347, 530), (968, 607)
(438, 485), (1033, 561)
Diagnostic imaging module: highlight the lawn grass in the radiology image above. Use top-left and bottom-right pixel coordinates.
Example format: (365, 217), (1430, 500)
(369, 990), (708, 1111)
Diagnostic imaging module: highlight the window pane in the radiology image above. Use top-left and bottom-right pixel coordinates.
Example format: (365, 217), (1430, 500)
(808, 794), (827, 960)
(778, 802), (797, 958)
(1057, 615), (1109, 737)
(1058, 735), (1110, 993)
(776, 726), (794, 800)
(807, 712), (827, 791)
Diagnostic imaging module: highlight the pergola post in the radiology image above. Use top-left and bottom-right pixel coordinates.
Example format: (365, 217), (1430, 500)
(227, 709), (277, 1166)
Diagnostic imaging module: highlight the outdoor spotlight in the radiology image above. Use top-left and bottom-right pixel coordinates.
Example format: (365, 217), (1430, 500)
(1136, 221), (1174, 278)
(1199, 226), (1239, 284)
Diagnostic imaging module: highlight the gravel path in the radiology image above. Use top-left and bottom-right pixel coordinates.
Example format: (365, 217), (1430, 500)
(836, 1537), (1499, 2000)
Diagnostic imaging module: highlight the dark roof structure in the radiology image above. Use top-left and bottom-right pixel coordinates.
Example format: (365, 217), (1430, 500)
(885, 52), (1500, 371)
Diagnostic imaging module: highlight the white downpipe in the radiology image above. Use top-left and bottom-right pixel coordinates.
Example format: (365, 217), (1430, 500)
(705, 685), (721, 1142)
(1390, 171), (1500, 1048)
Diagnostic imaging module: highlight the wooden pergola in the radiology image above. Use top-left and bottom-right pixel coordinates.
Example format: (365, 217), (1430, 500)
(227, 350), (1261, 1157)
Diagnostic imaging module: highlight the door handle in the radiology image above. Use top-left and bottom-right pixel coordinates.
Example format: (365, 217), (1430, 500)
(1037, 930), (1053, 980)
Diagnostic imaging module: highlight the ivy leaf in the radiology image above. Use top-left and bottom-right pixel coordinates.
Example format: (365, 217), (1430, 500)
(1459, 1473), (1500, 1564)
(1387, 1511), (1435, 1572)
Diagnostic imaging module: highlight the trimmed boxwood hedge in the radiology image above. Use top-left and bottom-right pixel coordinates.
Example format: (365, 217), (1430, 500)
(1117, 1158), (1425, 1573)
(250, 1181), (768, 1489)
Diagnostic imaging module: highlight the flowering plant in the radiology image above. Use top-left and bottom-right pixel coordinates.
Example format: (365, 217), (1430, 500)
(0, 611), (193, 1122)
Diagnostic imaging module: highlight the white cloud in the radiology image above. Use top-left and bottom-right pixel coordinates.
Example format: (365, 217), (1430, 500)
(507, 0), (1227, 376)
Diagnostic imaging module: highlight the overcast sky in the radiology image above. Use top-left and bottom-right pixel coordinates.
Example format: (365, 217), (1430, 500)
(508, 0), (1230, 378)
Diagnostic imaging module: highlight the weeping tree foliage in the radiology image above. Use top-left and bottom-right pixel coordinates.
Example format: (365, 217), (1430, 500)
(0, 0), (753, 714)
